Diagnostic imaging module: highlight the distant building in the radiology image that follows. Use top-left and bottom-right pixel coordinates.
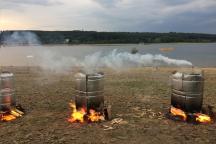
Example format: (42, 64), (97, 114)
(64, 38), (70, 44)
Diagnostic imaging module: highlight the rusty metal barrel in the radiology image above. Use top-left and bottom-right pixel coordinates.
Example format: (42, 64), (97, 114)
(171, 70), (204, 112)
(75, 73), (104, 112)
(0, 72), (16, 110)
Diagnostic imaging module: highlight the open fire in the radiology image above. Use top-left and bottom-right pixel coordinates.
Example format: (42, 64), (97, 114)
(0, 106), (24, 122)
(0, 72), (25, 122)
(194, 113), (211, 123)
(168, 70), (215, 124)
(67, 72), (110, 123)
(169, 106), (212, 124)
(68, 101), (105, 123)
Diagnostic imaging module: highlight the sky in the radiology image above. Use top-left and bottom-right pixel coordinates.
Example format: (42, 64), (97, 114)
(0, 0), (216, 33)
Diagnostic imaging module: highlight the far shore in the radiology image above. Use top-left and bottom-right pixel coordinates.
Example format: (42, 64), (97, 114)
(2, 42), (216, 47)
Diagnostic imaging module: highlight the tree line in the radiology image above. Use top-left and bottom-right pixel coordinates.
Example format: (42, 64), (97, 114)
(1, 30), (216, 45)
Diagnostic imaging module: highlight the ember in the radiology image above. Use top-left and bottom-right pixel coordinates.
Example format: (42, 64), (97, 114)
(68, 102), (105, 123)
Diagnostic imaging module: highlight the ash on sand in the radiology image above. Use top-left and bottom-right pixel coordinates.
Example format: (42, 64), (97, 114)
(0, 66), (216, 144)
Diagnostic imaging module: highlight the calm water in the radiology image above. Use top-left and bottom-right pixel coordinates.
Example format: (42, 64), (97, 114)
(0, 43), (216, 67)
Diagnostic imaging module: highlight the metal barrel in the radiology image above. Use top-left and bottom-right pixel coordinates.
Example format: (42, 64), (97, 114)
(74, 73), (104, 112)
(171, 70), (204, 112)
(0, 72), (16, 110)
(0, 72), (14, 89)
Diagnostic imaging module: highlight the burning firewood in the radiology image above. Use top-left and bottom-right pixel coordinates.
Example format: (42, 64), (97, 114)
(167, 106), (213, 124)
(168, 70), (214, 124)
(10, 108), (24, 117)
(0, 72), (25, 122)
(194, 113), (211, 123)
(68, 102), (105, 123)
(0, 106), (25, 122)
(170, 106), (187, 121)
(68, 72), (111, 123)
(0, 113), (16, 121)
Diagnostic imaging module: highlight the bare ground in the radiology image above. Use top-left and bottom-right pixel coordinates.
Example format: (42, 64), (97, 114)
(0, 67), (216, 144)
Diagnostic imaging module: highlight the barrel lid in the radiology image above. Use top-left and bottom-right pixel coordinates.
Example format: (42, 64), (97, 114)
(0, 72), (14, 78)
(75, 72), (104, 80)
(75, 72), (86, 78)
(172, 68), (203, 80)
(0, 88), (15, 93)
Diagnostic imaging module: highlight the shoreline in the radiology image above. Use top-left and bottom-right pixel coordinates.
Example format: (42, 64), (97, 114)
(2, 42), (216, 47)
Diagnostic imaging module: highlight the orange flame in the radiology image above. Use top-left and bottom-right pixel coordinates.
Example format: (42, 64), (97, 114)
(170, 106), (213, 124)
(1, 114), (16, 121)
(194, 113), (212, 124)
(68, 102), (86, 123)
(88, 109), (105, 122)
(68, 102), (104, 123)
(0, 108), (24, 122)
(170, 106), (187, 121)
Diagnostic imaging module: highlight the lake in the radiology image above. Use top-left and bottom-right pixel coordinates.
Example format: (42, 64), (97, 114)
(0, 43), (216, 67)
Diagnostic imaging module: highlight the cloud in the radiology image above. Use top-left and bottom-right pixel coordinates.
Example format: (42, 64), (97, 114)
(161, 0), (216, 15)
(0, 0), (62, 9)
(89, 0), (216, 33)
(1, 0), (216, 33)
(93, 0), (121, 7)
(162, 0), (190, 6)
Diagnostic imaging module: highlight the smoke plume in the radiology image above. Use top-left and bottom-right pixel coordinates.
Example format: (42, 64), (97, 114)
(2, 31), (41, 45)
(1, 31), (192, 73)
(39, 49), (192, 73)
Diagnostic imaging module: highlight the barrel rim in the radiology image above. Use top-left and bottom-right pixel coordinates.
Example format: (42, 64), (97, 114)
(75, 72), (104, 79)
(75, 90), (104, 94)
(0, 72), (14, 78)
(172, 89), (203, 95)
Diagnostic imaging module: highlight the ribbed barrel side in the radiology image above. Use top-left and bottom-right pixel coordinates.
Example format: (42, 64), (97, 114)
(171, 72), (204, 112)
(75, 73), (104, 112)
(0, 72), (16, 110)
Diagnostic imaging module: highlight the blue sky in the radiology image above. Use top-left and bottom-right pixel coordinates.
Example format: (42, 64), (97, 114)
(0, 0), (216, 33)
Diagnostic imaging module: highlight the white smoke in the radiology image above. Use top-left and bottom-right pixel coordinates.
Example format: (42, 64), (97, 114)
(102, 49), (192, 68)
(39, 49), (79, 72)
(1, 31), (192, 72)
(3, 31), (41, 45)
(39, 49), (192, 73)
